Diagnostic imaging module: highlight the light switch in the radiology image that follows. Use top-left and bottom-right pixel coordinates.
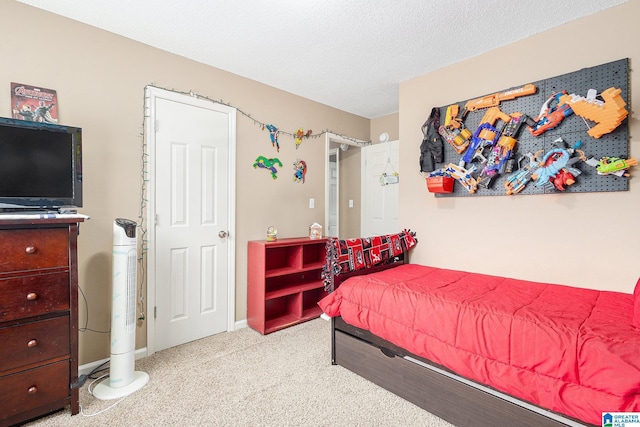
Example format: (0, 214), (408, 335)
(349, 200), (354, 208)
(309, 198), (315, 208)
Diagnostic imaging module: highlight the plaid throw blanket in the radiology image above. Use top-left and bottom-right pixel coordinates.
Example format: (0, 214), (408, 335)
(322, 229), (417, 291)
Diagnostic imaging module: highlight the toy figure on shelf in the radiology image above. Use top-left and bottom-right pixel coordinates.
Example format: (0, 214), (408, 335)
(559, 87), (628, 138)
(253, 155), (283, 179)
(294, 128), (312, 148)
(265, 124), (280, 152)
(528, 91), (573, 137)
(293, 158), (307, 183)
(531, 139), (586, 191)
(266, 226), (277, 242)
(585, 156), (638, 177)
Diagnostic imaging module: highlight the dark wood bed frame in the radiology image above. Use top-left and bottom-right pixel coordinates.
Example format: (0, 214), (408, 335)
(328, 258), (595, 427)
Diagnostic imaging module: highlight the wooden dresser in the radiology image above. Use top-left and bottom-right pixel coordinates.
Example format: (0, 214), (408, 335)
(0, 216), (85, 426)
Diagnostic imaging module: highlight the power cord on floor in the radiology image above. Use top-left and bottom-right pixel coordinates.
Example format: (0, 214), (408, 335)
(72, 360), (128, 418)
(72, 360), (109, 389)
(79, 373), (127, 417)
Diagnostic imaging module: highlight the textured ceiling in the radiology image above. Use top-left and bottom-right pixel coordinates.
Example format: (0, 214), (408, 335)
(16, 0), (627, 118)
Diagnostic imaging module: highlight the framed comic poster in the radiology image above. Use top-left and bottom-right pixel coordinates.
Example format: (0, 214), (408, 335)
(11, 82), (58, 123)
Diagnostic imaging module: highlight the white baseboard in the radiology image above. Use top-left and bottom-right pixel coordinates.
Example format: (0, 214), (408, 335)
(79, 347), (148, 376)
(234, 319), (248, 330)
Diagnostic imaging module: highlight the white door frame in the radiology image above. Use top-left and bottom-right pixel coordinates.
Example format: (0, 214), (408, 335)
(324, 133), (366, 237)
(327, 147), (339, 237)
(144, 86), (236, 356)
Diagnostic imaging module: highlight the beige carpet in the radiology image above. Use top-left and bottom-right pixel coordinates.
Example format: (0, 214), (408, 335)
(27, 319), (453, 427)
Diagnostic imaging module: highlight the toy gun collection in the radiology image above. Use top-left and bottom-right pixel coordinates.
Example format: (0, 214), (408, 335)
(426, 82), (633, 195)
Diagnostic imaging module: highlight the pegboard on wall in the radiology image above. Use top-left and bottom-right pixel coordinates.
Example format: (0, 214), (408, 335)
(429, 58), (630, 198)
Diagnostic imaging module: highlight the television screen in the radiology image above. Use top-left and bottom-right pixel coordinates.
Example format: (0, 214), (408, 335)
(0, 117), (82, 210)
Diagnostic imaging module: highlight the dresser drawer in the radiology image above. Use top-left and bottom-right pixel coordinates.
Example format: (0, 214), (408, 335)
(0, 228), (69, 273)
(0, 360), (69, 421)
(0, 271), (69, 322)
(0, 316), (69, 374)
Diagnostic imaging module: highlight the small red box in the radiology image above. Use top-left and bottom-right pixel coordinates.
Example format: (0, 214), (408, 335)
(426, 176), (454, 193)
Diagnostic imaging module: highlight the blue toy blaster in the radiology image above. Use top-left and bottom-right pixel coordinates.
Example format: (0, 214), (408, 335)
(459, 107), (510, 167)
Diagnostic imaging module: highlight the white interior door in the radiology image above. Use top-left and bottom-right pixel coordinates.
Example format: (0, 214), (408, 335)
(361, 140), (399, 237)
(149, 90), (235, 352)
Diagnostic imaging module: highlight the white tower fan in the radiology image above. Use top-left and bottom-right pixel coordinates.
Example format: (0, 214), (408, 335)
(94, 219), (149, 400)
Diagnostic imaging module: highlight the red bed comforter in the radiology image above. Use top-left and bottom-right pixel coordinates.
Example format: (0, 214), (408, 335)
(318, 264), (640, 425)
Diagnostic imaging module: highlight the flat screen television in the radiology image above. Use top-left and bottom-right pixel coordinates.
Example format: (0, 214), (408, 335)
(0, 117), (82, 211)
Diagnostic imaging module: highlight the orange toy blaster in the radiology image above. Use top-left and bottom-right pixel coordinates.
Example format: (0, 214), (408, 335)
(439, 104), (473, 154)
(461, 84), (537, 118)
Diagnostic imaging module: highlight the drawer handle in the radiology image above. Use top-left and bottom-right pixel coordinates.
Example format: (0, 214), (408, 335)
(27, 386), (38, 394)
(25, 245), (36, 254)
(27, 339), (38, 348)
(26, 292), (38, 301)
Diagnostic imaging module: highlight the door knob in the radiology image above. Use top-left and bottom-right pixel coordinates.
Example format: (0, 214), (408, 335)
(218, 231), (228, 238)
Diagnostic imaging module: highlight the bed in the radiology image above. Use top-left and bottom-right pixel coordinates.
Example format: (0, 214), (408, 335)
(318, 234), (640, 427)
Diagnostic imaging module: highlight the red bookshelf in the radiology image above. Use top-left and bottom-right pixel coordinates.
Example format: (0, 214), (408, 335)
(247, 237), (328, 334)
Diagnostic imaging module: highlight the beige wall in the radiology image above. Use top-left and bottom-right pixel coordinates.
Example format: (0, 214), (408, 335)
(400, 2), (638, 294)
(1, 2), (369, 364)
(371, 112), (399, 143)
